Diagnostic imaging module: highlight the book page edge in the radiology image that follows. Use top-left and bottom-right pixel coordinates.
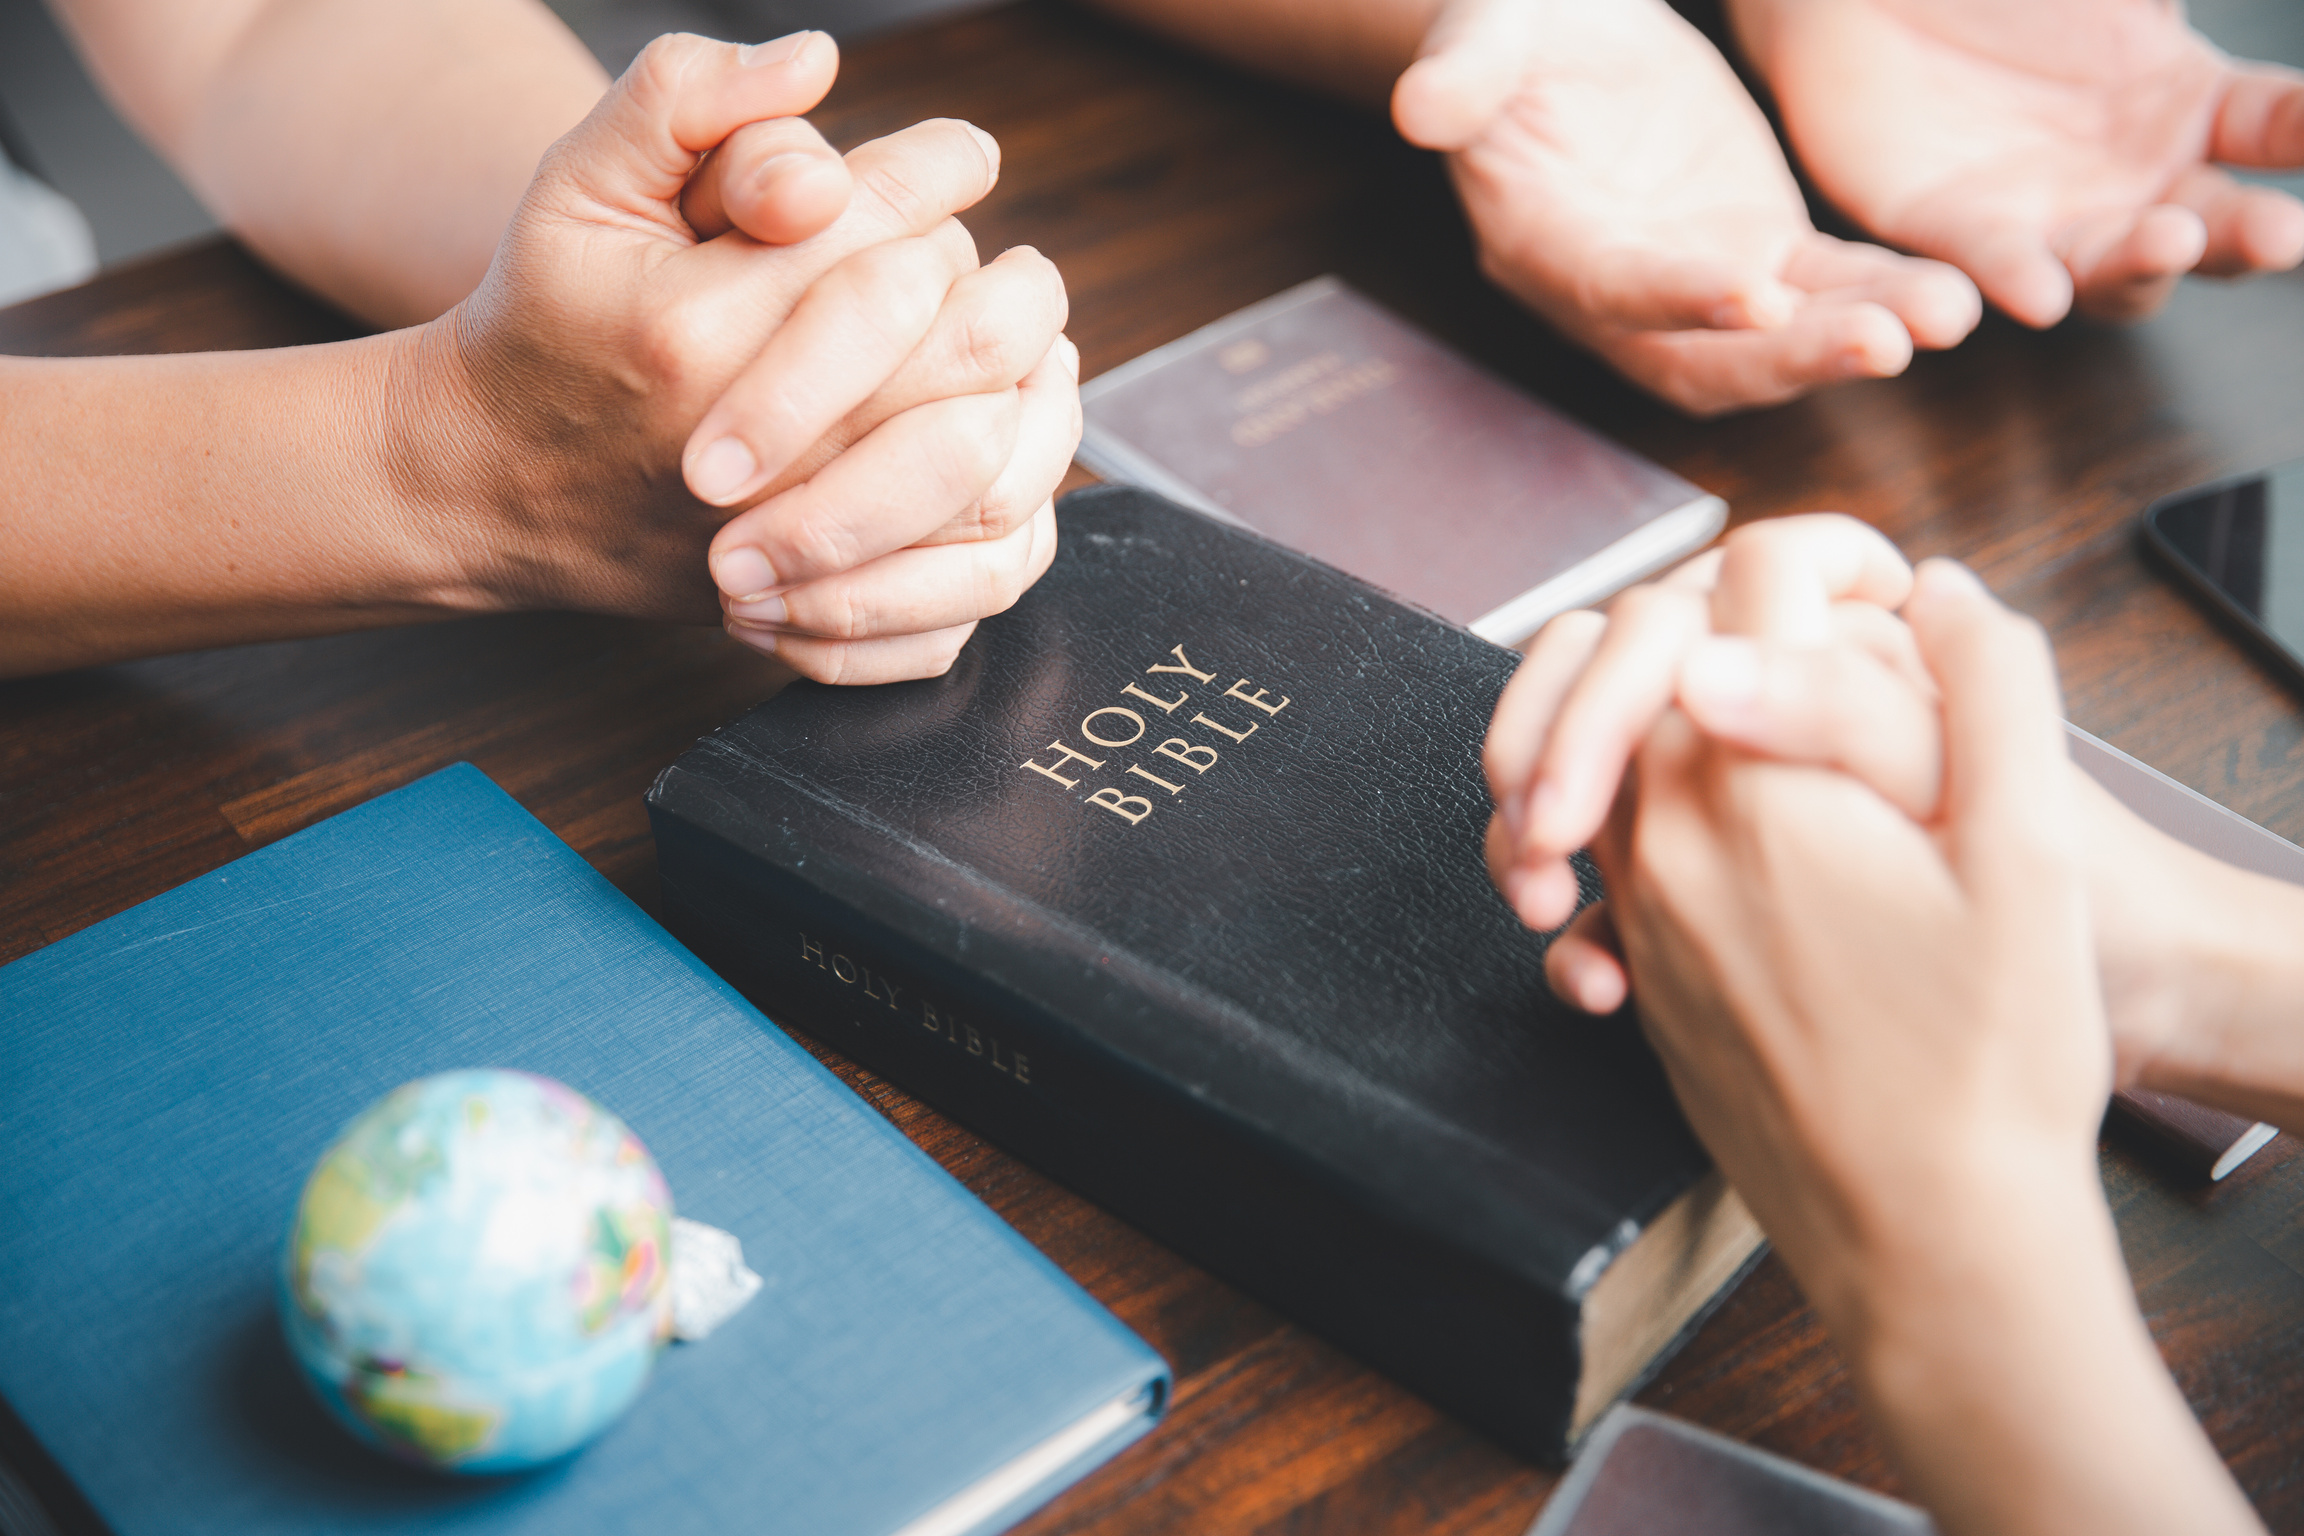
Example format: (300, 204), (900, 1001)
(1469, 495), (1728, 647)
(1078, 275), (1342, 403)
(1073, 425), (1240, 524)
(887, 1384), (1159, 1536)
(2213, 1122), (2281, 1181)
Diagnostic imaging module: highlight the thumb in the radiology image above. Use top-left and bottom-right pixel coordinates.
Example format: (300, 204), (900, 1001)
(541, 31), (840, 231)
(1392, 0), (1542, 151)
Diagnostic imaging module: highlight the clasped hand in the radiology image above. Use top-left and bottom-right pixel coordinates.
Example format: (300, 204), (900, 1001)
(1480, 516), (2296, 1534)
(400, 31), (1076, 684)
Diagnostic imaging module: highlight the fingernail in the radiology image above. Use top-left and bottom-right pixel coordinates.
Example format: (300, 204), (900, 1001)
(1058, 335), (1080, 379)
(739, 30), (820, 67)
(691, 435), (760, 505)
(712, 546), (777, 600)
(754, 150), (823, 187)
(1680, 637), (1764, 713)
(727, 592), (788, 626)
(965, 124), (1001, 183)
(725, 621), (778, 656)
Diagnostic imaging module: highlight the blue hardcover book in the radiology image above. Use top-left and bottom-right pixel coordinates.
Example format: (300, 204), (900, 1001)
(0, 764), (1167, 1536)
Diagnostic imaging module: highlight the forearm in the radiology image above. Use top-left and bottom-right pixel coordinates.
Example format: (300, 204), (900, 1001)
(1078, 0), (1437, 107)
(1814, 1165), (2261, 1536)
(0, 340), (485, 675)
(2136, 859), (2304, 1129)
(51, 0), (607, 328)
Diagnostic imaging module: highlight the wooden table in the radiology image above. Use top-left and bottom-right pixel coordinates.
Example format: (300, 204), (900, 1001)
(5, 3), (2302, 1530)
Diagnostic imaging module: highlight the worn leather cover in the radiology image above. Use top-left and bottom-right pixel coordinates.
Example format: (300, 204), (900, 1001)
(0, 765), (1165, 1536)
(648, 485), (1723, 1463)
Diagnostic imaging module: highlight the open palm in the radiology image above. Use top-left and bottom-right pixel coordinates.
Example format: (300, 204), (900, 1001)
(1733, 0), (2304, 325)
(1397, 0), (1979, 415)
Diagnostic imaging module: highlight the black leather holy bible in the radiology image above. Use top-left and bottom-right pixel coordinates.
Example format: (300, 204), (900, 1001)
(647, 485), (1762, 1464)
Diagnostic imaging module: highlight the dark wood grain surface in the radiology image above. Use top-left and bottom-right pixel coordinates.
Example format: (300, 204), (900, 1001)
(5, 4), (2302, 1531)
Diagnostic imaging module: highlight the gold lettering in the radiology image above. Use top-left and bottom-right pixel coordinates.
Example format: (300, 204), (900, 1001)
(1147, 645), (1215, 683)
(864, 970), (902, 1010)
(830, 954), (858, 985)
(1224, 678), (1290, 715)
(921, 999), (944, 1033)
(1192, 710), (1258, 744)
(963, 1024), (984, 1057)
(1230, 358), (1396, 449)
(1014, 1053), (1032, 1086)
(1235, 353), (1340, 412)
(1080, 707), (1147, 748)
(1021, 739), (1105, 788)
(1127, 763), (1186, 795)
(1153, 738), (1219, 773)
(991, 1039), (1012, 1073)
(1085, 787), (1155, 824)
(1120, 681), (1189, 714)
(800, 933), (827, 970)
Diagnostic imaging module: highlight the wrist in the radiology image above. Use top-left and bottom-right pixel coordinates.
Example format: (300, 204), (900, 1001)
(374, 311), (531, 616)
(1789, 1131), (2113, 1358)
(1820, 1159), (2259, 1535)
(2127, 857), (2304, 1124)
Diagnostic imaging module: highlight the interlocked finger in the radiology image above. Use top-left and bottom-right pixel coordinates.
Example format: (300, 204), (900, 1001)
(727, 497), (1056, 643)
(685, 232), (974, 509)
(915, 333), (1081, 547)
(708, 387), (1021, 601)
(1677, 638), (1945, 820)
(769, 621), (985, 686)
(683, 115), (852, 245)
(765, 246), (1068, 495)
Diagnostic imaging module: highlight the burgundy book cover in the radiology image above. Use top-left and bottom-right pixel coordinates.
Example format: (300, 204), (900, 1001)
(2113, 1088), (2279, 1182)
(1529, 1407), (1934, 1536)
(1077, 277), (1725, 645)
(2067, 725), (2294, 1181)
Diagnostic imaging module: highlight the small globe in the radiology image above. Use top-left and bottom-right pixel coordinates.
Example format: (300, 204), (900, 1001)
(280, 1070), (673, 1472)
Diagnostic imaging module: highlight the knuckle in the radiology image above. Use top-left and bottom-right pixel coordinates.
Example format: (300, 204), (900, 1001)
(931, 399), (1014, 493)
(979, 545), (1035, 615)
(860, 154), (940, 228)
(774, 504), (868, 581)
(836, 242), (946, 333)
(930, 217), (981, 271)
(828, 593), (877, 642)
(928, 624), (977, 675)
(636, 295), (720, 386)
(787, 646), (852, 687)
(1605, 583), (1677, 627)
(954, 307), (1024, 386)
(628, 33), (708, 102)
(951, 489), (1005, 545)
